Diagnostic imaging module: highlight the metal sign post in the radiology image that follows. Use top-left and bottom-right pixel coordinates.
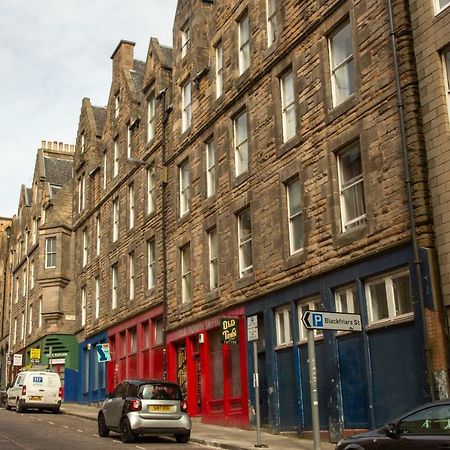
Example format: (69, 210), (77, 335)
(307, 329), (321, 450)
(301, 310), (363, 450)
(247, 315), (266, 448)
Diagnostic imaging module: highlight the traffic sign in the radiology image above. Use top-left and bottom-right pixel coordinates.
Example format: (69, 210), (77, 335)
(302, 310), (362, 332)
(247, 315), (258, 341)
(96, 343), (111, 363)
(30, 348), (41, 360)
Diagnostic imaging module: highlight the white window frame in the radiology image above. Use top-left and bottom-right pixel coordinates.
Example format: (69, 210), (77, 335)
(238, 13), (250, 74)
(181, 244), (191, 304)
(179, 160), (190, 217)
(81, 286), (87, 326)
(114, 92), (120, 118)
(129, 252), (135, 301)
(275, 306), (292, 346)
(215, 41), (223, 98)
(298, 298), (322, 342)
(147, 167), (156, 215)
(181, 24), (190, 58)
(94, 276), (100, 320)
(45, 236), (56, 269)
(28, 304), (33, 335)
(128, 183), (135, 230)
(266, 0), (277, 47)
(443, 49), (450, 120)
(337, 142), (366, 232)
(78, 174), (85, 213)
(127, 124), (132, 159)
(286, 177), (304, 254)
(113, 138), (119, 178)
(206, 140), (216, 198)
(208, 227), (218, 291)
(112, 198), (119, 242)
(82, 229), (88, 267)
(366, 269), (413, 325)
(329, 19), (355, 107)
(38, 298), (42, 328)
(147, 238), (156, 290)
(280, 70), (296, 142)
(112, 264), (119, 309)
(21, 312), (25, 341)
(147, 93), (156, 142)
(434, 0), (450, 14)
(103, 152), (107, 189)
(30, 260), (34, 290)
(182, 81), (192, 132)
(96, 215), (101, 256)
(335, 285), (359, 314)
(234, 111), (249, 176)
(237, 208), (253, 277)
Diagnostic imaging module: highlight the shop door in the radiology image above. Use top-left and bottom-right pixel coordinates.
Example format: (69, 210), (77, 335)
(176, 343), (187, 398)
(257, 352), (268, 425)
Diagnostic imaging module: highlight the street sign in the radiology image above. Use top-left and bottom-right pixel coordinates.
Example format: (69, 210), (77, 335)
(30, 348), (41, 360)
(13, 353), (23, 366)
(302, 310), (362, 332)
(247, 315), (258, 341)
(96, 343), (111, 363)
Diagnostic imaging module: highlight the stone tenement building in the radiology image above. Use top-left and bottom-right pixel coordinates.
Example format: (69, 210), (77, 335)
(1, 0), (450, 442)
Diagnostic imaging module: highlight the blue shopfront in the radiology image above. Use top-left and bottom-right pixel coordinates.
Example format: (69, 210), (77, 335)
(78, 331), (108, 404)
(245, 245), (434, 438)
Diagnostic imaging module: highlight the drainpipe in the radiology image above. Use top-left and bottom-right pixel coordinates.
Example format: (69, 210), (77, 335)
(386, 0), (435, 400)
(23, 232), (30, 351)
(159, 88), (170, 380)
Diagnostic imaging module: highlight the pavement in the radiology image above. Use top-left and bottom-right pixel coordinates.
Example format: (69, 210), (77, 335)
(61, 402), (336, 450)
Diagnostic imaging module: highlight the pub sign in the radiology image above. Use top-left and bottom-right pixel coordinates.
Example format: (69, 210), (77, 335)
(221, 318), (239, 344)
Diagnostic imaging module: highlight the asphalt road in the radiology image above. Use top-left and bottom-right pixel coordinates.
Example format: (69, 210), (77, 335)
(0, 408), (205, 450)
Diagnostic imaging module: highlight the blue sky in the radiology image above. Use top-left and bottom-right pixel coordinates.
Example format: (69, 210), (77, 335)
(0, 0), (177, 217)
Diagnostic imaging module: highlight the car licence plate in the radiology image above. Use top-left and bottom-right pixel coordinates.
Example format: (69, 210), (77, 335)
(148, 405), (174, 413)
(29, 396), (42, 401)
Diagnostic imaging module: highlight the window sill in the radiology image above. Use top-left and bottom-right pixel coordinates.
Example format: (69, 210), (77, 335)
(178, 211), (191, 226)
(334, 222), (367, 248)
(205, 289), (220, 303)
(234, 272), (255, 290)
(298, 334), (324, 345)
(275, 343), (293, 351)
(366, 313), (414, 331)
(285, 249), (306, 270)
(231, 170), (250, 189)
(178, 302), (193, 313)
(276, 134), (301, 159)
(326, 93), (358, 124)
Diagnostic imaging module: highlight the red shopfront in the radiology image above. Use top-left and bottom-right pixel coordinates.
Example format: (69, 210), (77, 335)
(107, 305), (164, 393)
(166, 307), (249, 428)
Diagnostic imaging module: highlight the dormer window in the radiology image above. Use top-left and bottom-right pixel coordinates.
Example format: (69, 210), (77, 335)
(181, 23), (190, 58)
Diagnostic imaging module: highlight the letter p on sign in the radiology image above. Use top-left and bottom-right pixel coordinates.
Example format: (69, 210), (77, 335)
(312, 313), (323, 328)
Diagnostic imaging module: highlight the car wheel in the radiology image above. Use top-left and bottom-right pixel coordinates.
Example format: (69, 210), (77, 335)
(16, 400), (25, 413)
(175, 432), (191, 443)
(5, 401), (11, 411)
(97, 413), (110, 437)
(52, 406), (60, 414)
(120, 418), (135, 443)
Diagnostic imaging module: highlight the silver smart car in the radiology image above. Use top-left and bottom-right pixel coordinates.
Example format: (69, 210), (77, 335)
(98, 379), (191, 444)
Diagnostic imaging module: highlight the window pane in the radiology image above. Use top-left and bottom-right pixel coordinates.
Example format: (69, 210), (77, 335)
(331, 22), (352, 69)
(393, 274), (413, 315)
(369, 281), (389, 321)
(209, 329), (223, 400)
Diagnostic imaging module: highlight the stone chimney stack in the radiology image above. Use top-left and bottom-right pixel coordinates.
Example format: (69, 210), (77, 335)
(111, 40), (135, 76)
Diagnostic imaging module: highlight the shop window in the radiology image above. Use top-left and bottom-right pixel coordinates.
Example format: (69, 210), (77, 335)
(154, 317), (164, 346)
(209, 329), (223, 400)
(366, 269), (413, 324)
(275, 306), (292, 346)
(129, 327), (137, 354)
(142, 322), (150, 349)
(298, 298), (322, 342)
(229, 343), (242, 397)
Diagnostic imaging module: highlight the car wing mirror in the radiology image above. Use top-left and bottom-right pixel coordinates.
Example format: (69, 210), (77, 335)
(385, 423), (397, 436)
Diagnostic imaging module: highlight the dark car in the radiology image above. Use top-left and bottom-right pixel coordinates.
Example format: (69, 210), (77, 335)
(336, 400), (450, 449)
(98, 379), (191, 444)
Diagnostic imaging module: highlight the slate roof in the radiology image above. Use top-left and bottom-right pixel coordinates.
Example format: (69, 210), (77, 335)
(92, 105), (107, 136)
(131, 60), (145, 92)
(160, 45), (173, 69)
(43, 157), (73, 186)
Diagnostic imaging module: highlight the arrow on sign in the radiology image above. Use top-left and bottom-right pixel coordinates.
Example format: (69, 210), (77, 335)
(96, 343), (111, 363)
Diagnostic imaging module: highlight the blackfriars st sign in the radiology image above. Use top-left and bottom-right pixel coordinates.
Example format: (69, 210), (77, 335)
(221, 318), (239, 344)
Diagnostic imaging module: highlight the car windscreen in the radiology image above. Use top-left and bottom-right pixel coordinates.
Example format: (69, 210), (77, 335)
(138, 383), (182, 401)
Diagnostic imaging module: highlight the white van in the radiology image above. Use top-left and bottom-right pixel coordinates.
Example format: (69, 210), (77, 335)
(5, 371), (62, 413)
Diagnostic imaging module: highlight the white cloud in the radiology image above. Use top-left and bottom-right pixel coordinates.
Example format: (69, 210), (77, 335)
(0, 0), (176, 217)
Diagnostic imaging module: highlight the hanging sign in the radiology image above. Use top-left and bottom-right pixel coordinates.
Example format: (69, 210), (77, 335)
(221, 318), (239, 344)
